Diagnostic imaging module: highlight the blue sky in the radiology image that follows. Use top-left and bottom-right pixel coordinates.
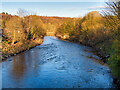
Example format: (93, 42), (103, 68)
(2, 0), (108, 2)
(1, 1), (107, 17)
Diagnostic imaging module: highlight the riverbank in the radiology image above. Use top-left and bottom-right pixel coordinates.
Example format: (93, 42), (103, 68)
(57, 37), (110, 62)
(57, 36), (120, 87)
(2, 38), (43, 61)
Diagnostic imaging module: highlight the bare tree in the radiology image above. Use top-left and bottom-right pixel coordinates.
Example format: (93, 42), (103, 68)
(17, 8), (36, 17)
(103, 0), (120, 36)
(103, 0), (119, 16)
(17, 8), (29, 17)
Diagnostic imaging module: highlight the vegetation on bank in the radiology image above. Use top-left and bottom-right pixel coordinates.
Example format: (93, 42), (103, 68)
(56, 11), (113, 59)
(1, 11), (71, 60)
(2, 15), (46, 59)
(56, 0), (120, 85)
(2, 39), (43, 60)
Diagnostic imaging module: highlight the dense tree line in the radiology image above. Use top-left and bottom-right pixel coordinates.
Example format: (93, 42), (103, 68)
(3, 16), (46, 44)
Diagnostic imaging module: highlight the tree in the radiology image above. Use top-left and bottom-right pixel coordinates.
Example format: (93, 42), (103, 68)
(103, 0), (120, 36)
(1, 20), (5, 28)
(17, 8), (29, 17)
(105, 0), (120, 18)
(2, 12), (5, 14)
(103, 0), (120, 83)
(56, 19), (75, 36)
(5, 17), (26, 44)
(17, 8), (36, 18)
(6, 12), (8, 15)
(28, 15), (46, 40)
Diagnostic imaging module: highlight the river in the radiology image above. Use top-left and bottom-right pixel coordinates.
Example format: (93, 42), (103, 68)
(1, 36), (115, 88)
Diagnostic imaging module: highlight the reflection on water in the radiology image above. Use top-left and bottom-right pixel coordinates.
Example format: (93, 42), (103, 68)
(2, 36), (115, 88)
(10, 53), (26, 81)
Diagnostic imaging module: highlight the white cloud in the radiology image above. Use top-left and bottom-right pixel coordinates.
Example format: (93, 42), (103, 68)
(88, 6), (106, 10)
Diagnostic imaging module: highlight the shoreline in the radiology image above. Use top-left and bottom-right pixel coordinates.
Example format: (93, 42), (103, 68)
(57, 37), (109, 62)
(2, 39), (43, 61)
(2, 36), (107, 62)
(57, 37), (120, 88)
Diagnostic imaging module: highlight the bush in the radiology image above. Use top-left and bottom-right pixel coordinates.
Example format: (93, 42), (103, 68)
(108, 39), (120, 80)
(56, 19), (76, 39)
(27, 15), (46, 39)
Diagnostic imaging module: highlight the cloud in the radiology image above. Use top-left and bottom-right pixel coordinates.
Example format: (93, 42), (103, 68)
(88, 6), (106, 10)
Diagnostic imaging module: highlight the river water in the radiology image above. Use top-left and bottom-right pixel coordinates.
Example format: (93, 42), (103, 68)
(1, 36), (115, 88)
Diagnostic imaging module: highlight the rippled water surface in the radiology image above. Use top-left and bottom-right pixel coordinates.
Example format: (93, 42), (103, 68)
(1, 36), (114, 88)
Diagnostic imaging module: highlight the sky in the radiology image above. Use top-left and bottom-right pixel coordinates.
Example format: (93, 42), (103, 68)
(1, 0), (109, 2)
(0, 0), (108, 17)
